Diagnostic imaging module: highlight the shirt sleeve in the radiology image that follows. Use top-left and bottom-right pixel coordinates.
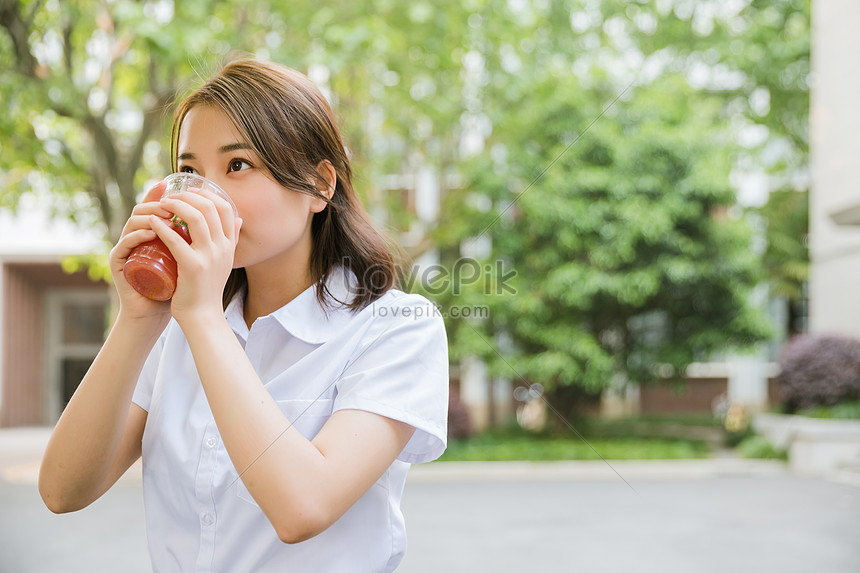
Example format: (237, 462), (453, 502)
(131, 325), (169, 412)
(333, 293), (449, 464)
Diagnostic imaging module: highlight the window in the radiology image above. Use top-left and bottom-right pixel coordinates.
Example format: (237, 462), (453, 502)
(44, 290), (109, 421)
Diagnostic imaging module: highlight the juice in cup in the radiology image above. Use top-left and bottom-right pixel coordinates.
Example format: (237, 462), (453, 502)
(123, 173), (237, 301)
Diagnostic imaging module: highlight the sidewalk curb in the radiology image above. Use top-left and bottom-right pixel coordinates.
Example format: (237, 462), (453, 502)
(407, 458), (789, 483)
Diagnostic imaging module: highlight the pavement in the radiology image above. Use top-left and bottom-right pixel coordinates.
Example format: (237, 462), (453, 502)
(2, 427), (859, 572)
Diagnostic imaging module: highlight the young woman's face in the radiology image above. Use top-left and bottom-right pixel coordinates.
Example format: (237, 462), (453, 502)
(176, 105), (327, 273)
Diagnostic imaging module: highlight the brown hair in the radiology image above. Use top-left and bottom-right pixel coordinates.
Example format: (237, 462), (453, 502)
(170, 59), (399, 311)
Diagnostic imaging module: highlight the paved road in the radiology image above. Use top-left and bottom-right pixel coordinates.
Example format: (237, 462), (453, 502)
(2, 429), (859, 572)
(398, 475), (860, 573)
(0, 480), (149, 573)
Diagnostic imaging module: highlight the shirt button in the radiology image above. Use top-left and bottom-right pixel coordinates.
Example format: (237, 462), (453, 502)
(201, 512), (214, 526)
(206, 436), (217, 448)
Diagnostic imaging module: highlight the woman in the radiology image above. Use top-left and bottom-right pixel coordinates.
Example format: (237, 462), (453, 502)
(39, 58), (449, 572)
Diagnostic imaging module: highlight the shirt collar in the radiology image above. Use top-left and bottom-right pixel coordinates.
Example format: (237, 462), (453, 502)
(224, 266), (357, 345)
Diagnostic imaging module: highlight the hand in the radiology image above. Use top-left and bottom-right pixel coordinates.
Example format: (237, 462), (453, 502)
(109, 181), (173, 325)
(149, 186), (242, 325)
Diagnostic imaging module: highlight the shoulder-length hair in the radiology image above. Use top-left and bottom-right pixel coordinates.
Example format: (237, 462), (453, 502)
(170, 58), (399, 311)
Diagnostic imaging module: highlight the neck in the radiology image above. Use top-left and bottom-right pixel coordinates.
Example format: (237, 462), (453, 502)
(242, 255), (316, 330)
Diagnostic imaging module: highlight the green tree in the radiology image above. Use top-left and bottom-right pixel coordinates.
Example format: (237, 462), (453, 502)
(2, 0), (789, 425)
(735, 0), (810, 336)
(421, 0), (773, 421)
(273, 0), (473, 260)
(758, 188), (808, 334)
(627, 0), (811, 333)
(1, 0), (221, 240)
(0, 0), (474, 265)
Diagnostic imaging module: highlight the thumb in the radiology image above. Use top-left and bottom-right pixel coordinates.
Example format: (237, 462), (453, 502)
(142, 181), (168, 203)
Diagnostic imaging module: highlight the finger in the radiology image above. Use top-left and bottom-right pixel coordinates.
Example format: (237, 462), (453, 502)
(174, 190), (225, 237)
(119, 214), (163, 245)
(159, 194), (214, 244)
(194, 187), (237, 242)
(142, 181), (168, 203)
(149, 214), (195, 260)
(121, 211), (172, 237)
(111, 228), (158, 262)
(161, 190), (223, 236)
(130, 200), (173, 220)
(122, 182), (171, 240)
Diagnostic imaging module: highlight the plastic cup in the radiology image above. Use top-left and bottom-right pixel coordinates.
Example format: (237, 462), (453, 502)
(122, 173), (238, 301)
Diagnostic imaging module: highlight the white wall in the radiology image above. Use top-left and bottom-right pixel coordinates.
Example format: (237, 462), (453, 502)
(809, 0), (860, 337)
(0, 193), (104, 256)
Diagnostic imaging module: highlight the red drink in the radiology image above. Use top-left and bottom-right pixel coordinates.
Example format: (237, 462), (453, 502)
(122, 173), (236, 301)
(123, 222), (192, 301)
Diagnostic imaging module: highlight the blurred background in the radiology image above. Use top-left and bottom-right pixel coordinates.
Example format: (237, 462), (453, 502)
(4, 1), (860, 572)
(0, 0), (857, 481)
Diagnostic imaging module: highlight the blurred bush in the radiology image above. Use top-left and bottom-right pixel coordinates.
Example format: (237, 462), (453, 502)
(778, 335), (860, 412)
(796, 399), (860, 420)
(736, 435), (787, 460)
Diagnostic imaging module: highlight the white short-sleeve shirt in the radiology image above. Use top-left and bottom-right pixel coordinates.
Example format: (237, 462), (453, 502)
(132, 268), (448, 572)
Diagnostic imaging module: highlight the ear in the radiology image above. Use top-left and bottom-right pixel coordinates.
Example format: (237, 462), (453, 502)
(310, 160), (336, 214)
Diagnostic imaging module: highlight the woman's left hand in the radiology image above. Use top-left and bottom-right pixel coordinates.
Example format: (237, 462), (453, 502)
(149, 188), (242, 324)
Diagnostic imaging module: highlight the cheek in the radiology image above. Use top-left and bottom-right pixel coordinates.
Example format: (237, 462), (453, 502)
(233, 188), (315, 238)
(237, 204), (311, 247)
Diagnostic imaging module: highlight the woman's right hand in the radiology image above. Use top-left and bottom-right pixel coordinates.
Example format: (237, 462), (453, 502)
(108, 181), (174, 323)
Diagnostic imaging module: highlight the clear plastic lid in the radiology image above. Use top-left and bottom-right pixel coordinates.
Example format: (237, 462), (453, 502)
(163, 173), (238, 216)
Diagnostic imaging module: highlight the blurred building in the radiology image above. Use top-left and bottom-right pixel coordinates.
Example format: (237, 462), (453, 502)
(809, 0), (860, 337)
(0, 197), (108, 427)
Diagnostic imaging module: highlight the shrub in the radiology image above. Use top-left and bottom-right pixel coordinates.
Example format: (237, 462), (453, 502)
(778, 335), (860, 412)
(736, 435), (787, 460)
(796, 399), (860, 420)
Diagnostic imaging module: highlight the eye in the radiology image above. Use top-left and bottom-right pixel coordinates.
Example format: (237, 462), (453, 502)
(228, 159), (252, 173)
(179, 165), (197, 174)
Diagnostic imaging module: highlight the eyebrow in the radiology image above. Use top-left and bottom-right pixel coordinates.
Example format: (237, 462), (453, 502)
(177, 142), (253, 161)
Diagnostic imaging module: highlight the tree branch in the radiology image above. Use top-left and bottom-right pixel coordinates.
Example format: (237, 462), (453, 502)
(88, 169), (113, 239)
(0, 0), (38, 76)
(58, 140), (85, 175)
(121, 56), (176, 215)
(83, 114), (121, 188)
(62, 20), (73, 76)
(25, 0), (41, 27)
